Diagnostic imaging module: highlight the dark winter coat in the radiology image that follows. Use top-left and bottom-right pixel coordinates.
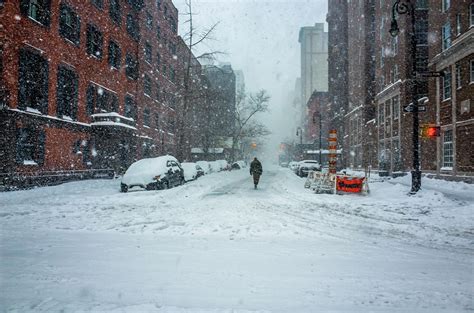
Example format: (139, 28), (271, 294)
(250, 159), (263, 175)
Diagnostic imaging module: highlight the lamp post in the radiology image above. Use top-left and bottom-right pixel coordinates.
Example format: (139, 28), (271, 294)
(296, 127), (303, 160)
(389, 0), (421, 193)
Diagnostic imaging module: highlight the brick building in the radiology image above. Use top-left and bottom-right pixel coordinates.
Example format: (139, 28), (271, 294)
(427, 0), (474, 178)
(326, 0), (348, 166)
(0, 0), (188, 187)
(346, 0), (376, 170)
(305, 90), (329, 153)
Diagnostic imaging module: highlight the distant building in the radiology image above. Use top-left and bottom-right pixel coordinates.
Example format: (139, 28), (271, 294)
(234, 70), (245, 95)
(299, 23), (328, 108)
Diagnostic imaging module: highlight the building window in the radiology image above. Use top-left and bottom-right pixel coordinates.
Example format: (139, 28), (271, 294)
(86, 83), (118, 114)
(18, 48), (49, 114)
(109, 0), (121, 25)
(471, 4), (474, 27)
(156, 25), (161, 40)
(145, 42), (152, 63)
(442, 0), (450, 12)
(86, 24), (103, 58)
(146, 11), (153, 29)
(91, 0), (103, 9)
(170, 17), (177, 33)
(442, 130), (453, 169)
(456, 14), (461, 36)
(143, 108), (150, 126)
(56, 65), (78, 120)
(156, 53), (161, 66)
(20, 0), (51, 26)
(392, 96), (400, 120)
(154, 113), (160, 129)
(442, 22), (451, 50)
(126, 13), (140, 41)
(455, 63), (462, 89)
(416, 0), (428, 9)
(59, 3), (80, 45)
(156, 0), (161, 9)
(108, 41), (121, 69)
(415, 19), (428, 45)
(442, 70), (452, 100)
(16, 128), (45, 165)
(144, 75), (152, 96)
(471, 60), (474, 83)
(378, 103), (384, 127)
(124, 95), (136, 120)
(125, 53), (138, 80)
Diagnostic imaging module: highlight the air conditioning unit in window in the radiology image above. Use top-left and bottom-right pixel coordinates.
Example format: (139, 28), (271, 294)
(460, 99), (470, 114)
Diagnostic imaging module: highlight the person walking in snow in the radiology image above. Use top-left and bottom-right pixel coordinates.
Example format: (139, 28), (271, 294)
(250, 157), (263, 189)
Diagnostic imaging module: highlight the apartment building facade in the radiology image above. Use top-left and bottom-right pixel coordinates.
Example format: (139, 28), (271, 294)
(0, 0), (187, 186)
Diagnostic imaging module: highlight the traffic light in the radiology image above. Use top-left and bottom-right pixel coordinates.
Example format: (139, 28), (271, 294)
(421, 125), (440, 138)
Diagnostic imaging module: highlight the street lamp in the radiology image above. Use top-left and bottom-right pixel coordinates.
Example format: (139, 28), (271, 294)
(296, 127), (303, 145)
(389, 0), (421, 194)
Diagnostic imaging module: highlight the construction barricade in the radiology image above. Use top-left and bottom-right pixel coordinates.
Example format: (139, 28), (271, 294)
(305, 171), (369, 195)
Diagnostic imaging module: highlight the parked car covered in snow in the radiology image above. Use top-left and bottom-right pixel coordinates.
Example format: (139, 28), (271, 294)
(120, 155), (184, 192)
(216, 159), (229, 171)
(289, 161), (299, 172)
(296, 160), (321, 177)
(196, 161), (211, 174)
(209, 161), (222, 173)
(181, 162), (205, 181)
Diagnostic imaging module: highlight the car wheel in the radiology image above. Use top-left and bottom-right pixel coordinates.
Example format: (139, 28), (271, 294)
(120, 184), (128, 193)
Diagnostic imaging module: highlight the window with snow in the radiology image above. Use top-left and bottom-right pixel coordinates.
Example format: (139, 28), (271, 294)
(442, 70), (451, 100)
(442, 22), (451, 50)
(126, 13), (140, 41)
(56, 65), (78, 120)
(59, 3), (80, 45)
(109, 0), (121, 25)
(108, 41), (121, 69)
(16, 127), (45, 165)
(442, 130), (453, 169)
(125, 53), (138, 80)
(18, 48), (49, 114)
(86, 84), (118, 114)
(86, 24), (103, 59)
(154, 113), (160, 129)
(20, 0), (51, 26)
(156, 52), (161, 66)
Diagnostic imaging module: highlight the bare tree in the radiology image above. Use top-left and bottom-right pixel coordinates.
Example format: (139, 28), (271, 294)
(230, 90), (271, 162)
(175, 0), (224, 161)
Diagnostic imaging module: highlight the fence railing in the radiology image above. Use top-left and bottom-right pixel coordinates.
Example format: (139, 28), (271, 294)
(0, 169), (115, 191)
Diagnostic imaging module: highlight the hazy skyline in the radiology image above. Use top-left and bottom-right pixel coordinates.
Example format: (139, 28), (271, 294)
(174, 0), (328, 161)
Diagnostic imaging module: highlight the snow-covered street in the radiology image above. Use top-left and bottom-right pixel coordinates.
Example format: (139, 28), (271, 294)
(1, 167), (473, 312)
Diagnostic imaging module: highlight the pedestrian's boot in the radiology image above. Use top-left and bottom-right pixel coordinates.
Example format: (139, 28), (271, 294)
(254, 184), (257, 189)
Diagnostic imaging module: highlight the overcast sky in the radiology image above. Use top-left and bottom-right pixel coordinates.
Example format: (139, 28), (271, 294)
(174, 0), (328, 161)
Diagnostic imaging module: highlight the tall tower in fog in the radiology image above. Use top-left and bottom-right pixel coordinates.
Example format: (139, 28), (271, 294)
(299, 23), (328, 107)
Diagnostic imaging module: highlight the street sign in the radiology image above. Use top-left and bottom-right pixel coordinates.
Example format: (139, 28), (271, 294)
(417, 71), (444, 78)
(403, 105), (426, 113)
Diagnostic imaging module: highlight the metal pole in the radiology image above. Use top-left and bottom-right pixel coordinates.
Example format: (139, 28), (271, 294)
(410, 4), (421, 193)
(319, 112), (322, 165)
